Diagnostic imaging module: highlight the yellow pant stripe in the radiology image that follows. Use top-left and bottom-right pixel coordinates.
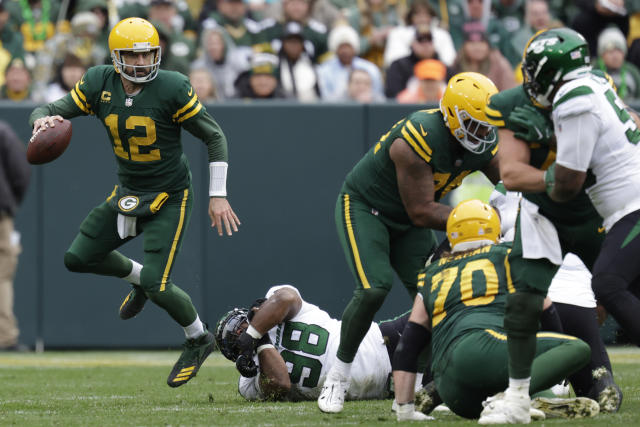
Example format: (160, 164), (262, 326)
(484, 328), (507, 340)
(344, 194), (370, 289)
(504, 251), (516, 294)
(160, 189), (189, 291)
(536, 332), (577, 340)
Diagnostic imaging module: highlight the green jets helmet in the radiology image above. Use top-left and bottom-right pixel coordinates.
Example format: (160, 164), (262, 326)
(522, 28), (591, 107)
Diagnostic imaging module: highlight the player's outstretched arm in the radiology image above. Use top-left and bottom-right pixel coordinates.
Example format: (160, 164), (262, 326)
(389, 138), (451, 230)
(208, 197), (240, 236)
(498, 128), (547, 193)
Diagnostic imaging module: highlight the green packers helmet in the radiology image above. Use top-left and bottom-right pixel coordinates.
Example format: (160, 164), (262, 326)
(522, 28), (591, 107)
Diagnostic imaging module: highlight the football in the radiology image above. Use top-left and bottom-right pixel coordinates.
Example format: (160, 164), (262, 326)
(27, 119), (72, 164)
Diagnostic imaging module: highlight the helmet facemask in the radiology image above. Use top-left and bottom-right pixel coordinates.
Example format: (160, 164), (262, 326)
(112, 42), (162, 83)
(214, 308), (249, 362)
(442, 100), (497, 154)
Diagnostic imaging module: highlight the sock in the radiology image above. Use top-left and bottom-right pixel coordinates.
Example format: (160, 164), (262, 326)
(123, 260), (142, 285)
(183, 315), (205, 339)
(331, 358), (352, 381)
(507, 377), (531, 398)
(415, 373), (424, 392)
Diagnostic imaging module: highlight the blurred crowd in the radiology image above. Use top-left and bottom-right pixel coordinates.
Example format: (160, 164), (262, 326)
(1, 0), (640, 104)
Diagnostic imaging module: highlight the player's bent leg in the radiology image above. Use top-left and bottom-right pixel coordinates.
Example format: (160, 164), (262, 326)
(530, 335), (591, 394)
(504, 292), (545, 379)
(593, 272), (640, 345)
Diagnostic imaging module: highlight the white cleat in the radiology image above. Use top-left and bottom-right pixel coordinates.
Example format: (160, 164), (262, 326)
(318, 377), (347, 413)
(532, 397), (600, 419)
(396, 402), (434, 421)
(478, 392), (532, 425)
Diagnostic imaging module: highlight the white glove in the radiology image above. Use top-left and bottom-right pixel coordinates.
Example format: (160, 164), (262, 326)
(396, 402), (434, 421)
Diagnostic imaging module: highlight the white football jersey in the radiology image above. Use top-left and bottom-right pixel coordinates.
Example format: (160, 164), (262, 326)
(553, 73), (640, 231)
(238, 285), (391, 401)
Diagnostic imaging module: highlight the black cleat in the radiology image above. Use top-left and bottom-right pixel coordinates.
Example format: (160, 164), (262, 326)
(167, 331), (216, 388)
(415, 380), (443, 415)
(119, 285), (148, 320)
(587, 366), (623, 413)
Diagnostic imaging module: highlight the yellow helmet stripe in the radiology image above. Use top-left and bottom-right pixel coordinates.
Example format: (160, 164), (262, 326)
(401, 127), (431, 162)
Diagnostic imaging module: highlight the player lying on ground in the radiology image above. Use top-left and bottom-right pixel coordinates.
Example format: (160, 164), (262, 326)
(391, 199), (600, 422)
(215, 285), (418, 401)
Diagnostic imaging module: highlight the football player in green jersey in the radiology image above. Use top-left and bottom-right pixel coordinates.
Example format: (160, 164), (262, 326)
(318, 72), (501, 413)
(28, 18), (240, 388)
(391, 200), (599, 422)
(482, 28), (622, 422)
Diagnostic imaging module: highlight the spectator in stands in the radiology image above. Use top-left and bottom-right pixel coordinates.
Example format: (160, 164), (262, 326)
(201, 0), (262, 51)
(451, 25), (516, 91)
(511, 0), (554, 56)
(257, 0), (329, 63)
(383, 0), (456, 68)
(3, 0), (67, 68)
(492, 0), (525, 37)
(0, 57), (31, 101)
(189, 66), (218, 103)
(257, 0), (342, 29)
(571, 0), (630, 56)
(119, 0), (198, 40)
(385, 24), (452, 99)
(449, 0), (521, 67)
(596, 26), (640, 102)
(235, 52), (288, 99)
(32, 11), (107, 103)
(192, 26), (249, 100)
(0, 0), (25, 86)
(74, 0), (111, 61)
(317, 24), (383, 101)
(344, 0), (405, 69)
(43, 53), (86, 103)
(149, 0), (196, 75)
(396, 58), (447, 104)
(338, 68), (386, 103)
(277, 22), (320, 102)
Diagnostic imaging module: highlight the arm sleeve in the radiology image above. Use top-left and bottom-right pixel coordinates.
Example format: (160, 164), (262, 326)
(172, 73), (229, 162)
(553, 111), (599, 172)
(181, 109), (229, 162)
(28, 94), (86, 128)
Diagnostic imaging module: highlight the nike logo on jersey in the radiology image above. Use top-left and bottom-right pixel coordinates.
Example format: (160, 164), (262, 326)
(188, 87), (193, 96)
(419, 124), (428, 137)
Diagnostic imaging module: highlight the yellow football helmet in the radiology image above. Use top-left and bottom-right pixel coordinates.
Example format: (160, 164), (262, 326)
(447, 199), (500, 251)
(108, 17), (161, 83)
(440, 72), (498, 153)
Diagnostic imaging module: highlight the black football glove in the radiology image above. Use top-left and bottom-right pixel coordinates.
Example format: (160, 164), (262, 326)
(235, 331), (258, 377)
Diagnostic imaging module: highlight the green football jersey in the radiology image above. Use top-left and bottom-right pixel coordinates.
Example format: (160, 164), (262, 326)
(419, 243), (512, 370)
(485, 85), (597, 223)
(343, 108), (497, 224)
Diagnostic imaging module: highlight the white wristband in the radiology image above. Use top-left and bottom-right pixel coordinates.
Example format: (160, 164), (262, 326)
(246, 324), (263, 339)
(209, 161), (228, 197)
(257, 344), (275, 354)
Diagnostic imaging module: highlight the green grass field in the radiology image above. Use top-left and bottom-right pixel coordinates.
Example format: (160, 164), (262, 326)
(0, 347), (639, 426)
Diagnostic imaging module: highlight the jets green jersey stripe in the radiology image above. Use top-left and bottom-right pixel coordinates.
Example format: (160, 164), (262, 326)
(30, 65), (228, 194)
(486, 84), (597, 223)
(343, 109), (496, 224)
(553, 85), (594, 108)
(420, 243), (513, 371)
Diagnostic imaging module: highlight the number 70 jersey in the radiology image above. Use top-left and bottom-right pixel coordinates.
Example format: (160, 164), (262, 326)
(70, 65), (204, 193)
(238, 285), (391, 401)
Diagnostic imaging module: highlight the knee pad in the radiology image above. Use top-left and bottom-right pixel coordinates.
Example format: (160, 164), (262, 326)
(504, 292), (544, 338)
(63, 251), (89, 273)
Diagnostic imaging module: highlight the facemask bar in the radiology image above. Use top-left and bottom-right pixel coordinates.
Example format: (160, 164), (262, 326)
(453, 106), (497, 153)
(112, 42), (162, 83)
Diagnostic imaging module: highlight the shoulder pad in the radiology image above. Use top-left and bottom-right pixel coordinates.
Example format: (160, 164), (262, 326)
(553, 79), (596, 118)
(308, 19), (327, 34)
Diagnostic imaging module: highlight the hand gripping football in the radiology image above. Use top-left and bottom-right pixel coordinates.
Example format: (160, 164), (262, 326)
(27, 119), (72, 164)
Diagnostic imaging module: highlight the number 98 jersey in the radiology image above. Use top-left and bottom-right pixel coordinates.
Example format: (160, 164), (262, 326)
(420, 243), (513, 371)
(238, 285), (391, 401)
(69, 65), (205, 193)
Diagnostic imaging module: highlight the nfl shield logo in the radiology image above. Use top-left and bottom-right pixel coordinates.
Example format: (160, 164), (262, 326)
(125, 98), (133, 107)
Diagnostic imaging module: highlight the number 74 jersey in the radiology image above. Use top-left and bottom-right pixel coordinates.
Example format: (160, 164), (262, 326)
(70, 65), (204, 193)
(238, 285), (391, 401)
